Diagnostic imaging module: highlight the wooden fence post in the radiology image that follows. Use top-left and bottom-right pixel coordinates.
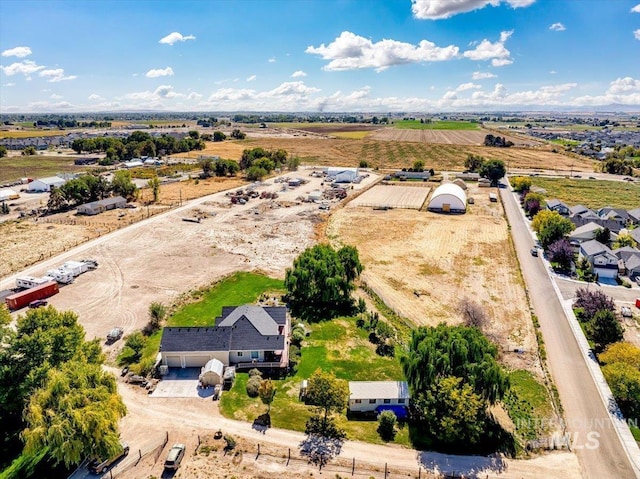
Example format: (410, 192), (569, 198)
(384, 462), (388, 479)
(352, 457), (355, 475)
(287, 448), (290, 466)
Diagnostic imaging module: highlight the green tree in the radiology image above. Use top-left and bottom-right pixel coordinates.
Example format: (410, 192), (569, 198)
(531, 210), (575, 249)
(523, 192), (545, 216)
(415, 376), (486, 445)
(401, 324), (508, 404)
(0, 202), (8, 215)
(478, 159), (506, 186)
(253, 157), (275, 172)
(230, 129), (246, 140)
(589, 309), (624, 353)
(199, 157), (214, 178)
(464, 154), (484, 172)
(285, 244), (363, 321)
(147, 301), (166, 333)
(304, 369), (348, 438)
(377, 410), (397, 441)
(511, 176), (532, 192)
(613, 233), (637, 249)
(21, 360), (126, 468)
(258, 379), (277, 413)
(287, 156), (301, 171)
(213, 131), (226, 142)
(594, 228), (611, 245)
(600, 342), (640, 369)
(111, 170), (137, 200)
(147, 176), (161, 203)
(0, 145), (7, 157)
(22, 146), (37, 156)
(245, 165), (268, 181)
(602, 362), (640, 420)
(413, 160), (425, 171)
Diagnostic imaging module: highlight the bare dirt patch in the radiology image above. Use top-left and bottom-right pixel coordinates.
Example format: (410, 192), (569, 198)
(348, 184), (431, 209)
(329, 183), (538, 372)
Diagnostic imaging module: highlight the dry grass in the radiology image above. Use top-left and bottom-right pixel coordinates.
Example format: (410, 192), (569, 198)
(328, 182), (538, 371)
(0, 129), (68, 139)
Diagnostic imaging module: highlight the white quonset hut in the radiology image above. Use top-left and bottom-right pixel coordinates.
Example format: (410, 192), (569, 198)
(199, 358), (224, 386)
(427, 183), (467, 214)
(27, 176), (65, 192)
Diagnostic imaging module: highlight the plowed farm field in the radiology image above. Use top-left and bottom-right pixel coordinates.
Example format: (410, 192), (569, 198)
(329, 182), (538, 371)
(348, 184), (431, 209)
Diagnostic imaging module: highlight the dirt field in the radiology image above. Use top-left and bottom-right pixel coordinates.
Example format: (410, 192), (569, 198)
(348, 184), (431, 209)
(329, 182), (538, 371)
(0, 172), (378, 343)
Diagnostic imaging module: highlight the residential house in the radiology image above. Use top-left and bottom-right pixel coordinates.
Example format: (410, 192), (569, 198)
(579, 240), (620, 279)
(159, 305), (289, 370)
(348, 381), (410, 418)
(123, 160), (144, 169)
(613, 246), (640, 279)
(546, 199), (570, 216)
(627, 208), (640, 224)
(598, 207), (632, 230)
(27, 176), (66, 192)
(77, 196), (127, 215)
(630, 228), (640, 246)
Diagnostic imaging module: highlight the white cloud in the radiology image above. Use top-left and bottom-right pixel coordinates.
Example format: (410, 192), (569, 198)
(125, 84), (185, 100)
(549, 22), (566, 31)
(187, 92), (203, 101)
(549, 70), (557, 74)
(291, 70), (307, 78)
(306, 31), (459, 72)
(268, 81), (321, 96)
(145, 67), (174, 78)
(634, 29), (640, 40)
(1, 46), (32, 58)
(464, 31), (513, 66)
(3, 82), (15, 87)
(607, 77), (640, 94)
(50, 93), (63, 100)
(268, 57), (276, 63)
(411, 0), (535, 20)
(0, 60), (45, 77)
(472, 71), (497, 80)
(88, 93), (103, 101)
(631, 4), (640, 12)
(246, 74), (257, 82)
(159, 32), (196, 45)
(573, 77), (640, 106)
(456, 82), (481, 92)
(39, 68), (77, 82)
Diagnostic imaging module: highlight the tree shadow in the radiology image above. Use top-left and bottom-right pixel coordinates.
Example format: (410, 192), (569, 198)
(299, 434), (344, 468)
(252, 413), (271, 434)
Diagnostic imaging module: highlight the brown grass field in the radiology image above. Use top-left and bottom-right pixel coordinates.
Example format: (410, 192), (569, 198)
(328, 182), (538, 370)
(0, 155), (89, 183)
(192, 137), (596, 173)
(0, 129), (69, 139)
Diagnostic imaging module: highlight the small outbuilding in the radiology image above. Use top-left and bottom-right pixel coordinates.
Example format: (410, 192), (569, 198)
(199, 358), (224, 386)
(348, 381), (410, 416)
(452, 179), (467, 190)
(0, 188), (19, 201)
(77, 196), (127, 215)
(27, 176), (65, 192)
(427, 183), (467, 214)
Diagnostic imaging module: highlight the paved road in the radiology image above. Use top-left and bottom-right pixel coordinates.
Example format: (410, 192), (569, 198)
(555, 277), (640, 304)
(500, 186), (638, 479)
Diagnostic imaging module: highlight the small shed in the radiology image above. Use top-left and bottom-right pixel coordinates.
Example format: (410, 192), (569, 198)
(307, 190), (322, 202)
(452, 179), (467, 190)
(348, 381), (410, 414)
(199, 358), (224, 386)
(334, 170), (358, 183)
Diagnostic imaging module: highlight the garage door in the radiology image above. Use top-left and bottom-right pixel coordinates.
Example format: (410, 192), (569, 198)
(183, 355), (210, 368)
(164, 355), (182, 368)
(594, 268), (617, 279)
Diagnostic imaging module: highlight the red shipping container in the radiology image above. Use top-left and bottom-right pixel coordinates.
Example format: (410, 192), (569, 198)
(636, 298), (640, 309)
(5, 281), (59, 310)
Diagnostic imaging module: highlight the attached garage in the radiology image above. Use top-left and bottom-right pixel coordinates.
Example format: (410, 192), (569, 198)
(427, 183), (467, 214)
(594, 267), (618, 279)
(184, 355), (213, 368)
(163, 355), (182, 368)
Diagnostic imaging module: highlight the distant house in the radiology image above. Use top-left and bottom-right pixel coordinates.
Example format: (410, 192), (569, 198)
(627, 208), (640, 224)
(630, 228), (640, 246)
(27, 176), (65, 192)
(123, 160), (144, 168)
(613, 247), (640, 279)
(77, 196), (127, 215)
(579, 239), (620, 279)
(546, 199), (570, 216)
(598, 207), (632, 229)
(348, 381), (410, 418)
(0, 188), (19, 201)
(160, 305), (289, 370)
(568, 222), (609, 245)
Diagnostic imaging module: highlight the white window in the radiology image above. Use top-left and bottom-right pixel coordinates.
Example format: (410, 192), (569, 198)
(251, 351), (259, 359)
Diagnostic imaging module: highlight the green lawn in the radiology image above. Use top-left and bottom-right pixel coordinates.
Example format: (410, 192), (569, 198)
(0, 155), (87, 183)
(394, 120), (480, 130)
(220, 316), (409, 446)
(531, 177), (640, 210)
(503, 370), (554, 442)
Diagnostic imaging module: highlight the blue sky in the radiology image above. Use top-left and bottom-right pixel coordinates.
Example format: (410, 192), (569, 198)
(1, 0), (639, 113)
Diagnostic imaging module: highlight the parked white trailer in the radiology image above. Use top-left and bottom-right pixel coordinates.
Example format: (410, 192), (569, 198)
(16, 276), (50, 289)
(61, 260), (90, 277)
(45, 268), (75, 285)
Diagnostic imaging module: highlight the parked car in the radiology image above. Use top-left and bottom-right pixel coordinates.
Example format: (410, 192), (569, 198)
(530, 247), (538, 257)
(164, 443), (186, 470)
(88, 442), (129, 474)
(28, 299), (47, 309)
(106, 327), (124, 343)
(621, 306), (632, 318)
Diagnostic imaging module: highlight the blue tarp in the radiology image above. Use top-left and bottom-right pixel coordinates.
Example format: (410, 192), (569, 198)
(375, 405), (408, 419)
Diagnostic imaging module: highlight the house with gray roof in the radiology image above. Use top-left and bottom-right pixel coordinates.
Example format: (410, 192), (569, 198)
(598, 207), (632, 229)
(77, 196), (126, 215)
(546, 199), (570, 216)
(160, 305), (289, 370)
(579, 240), (620, 279)
(628, 208), (640, 224)
(568, 222), (610, 245)
(613, 246), (640, 279)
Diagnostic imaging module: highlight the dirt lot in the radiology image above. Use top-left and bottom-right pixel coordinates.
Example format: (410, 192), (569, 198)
(329, 182), (538, 372)
(348, 184), (431, 209)
(0, 172), (378, 342)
